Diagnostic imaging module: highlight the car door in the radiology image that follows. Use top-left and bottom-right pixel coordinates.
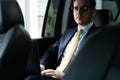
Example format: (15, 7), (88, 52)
(37, 0), (70, 58)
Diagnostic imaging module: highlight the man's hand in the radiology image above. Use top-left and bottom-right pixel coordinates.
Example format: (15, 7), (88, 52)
(41, 69), (64, 79)
(40, 65), (45, 71)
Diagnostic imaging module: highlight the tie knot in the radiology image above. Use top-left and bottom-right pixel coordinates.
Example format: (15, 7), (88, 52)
(74, 28), (83, 38)
(77, 28), (83, 34)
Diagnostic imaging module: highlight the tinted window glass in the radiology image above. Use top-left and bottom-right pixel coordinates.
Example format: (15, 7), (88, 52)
(43, 0), (59, 37)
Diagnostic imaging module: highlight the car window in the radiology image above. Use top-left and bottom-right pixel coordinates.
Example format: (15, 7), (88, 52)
(42, 0), (59, 37)
(102, 0), (120, 22)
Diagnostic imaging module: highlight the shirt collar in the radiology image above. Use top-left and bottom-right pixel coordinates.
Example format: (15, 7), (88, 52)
(77, 22), (93, 34)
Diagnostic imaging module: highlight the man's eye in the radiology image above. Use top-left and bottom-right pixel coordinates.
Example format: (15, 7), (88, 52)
(74, 7), (79, 10)
(72, 6), (90, 12)
(82, 6), (89, 10)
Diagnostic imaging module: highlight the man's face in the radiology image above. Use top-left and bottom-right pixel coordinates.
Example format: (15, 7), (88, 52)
(73, 0), (96, 26)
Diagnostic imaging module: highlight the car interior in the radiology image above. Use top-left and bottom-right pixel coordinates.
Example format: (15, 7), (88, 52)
(0, 0), (120, 80)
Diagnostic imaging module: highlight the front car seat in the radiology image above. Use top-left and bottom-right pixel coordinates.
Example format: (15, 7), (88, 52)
(62, 23), (120, 80)
(0, 0), (31, 80)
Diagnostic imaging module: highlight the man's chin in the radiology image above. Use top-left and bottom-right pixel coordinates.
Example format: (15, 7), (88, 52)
(77, 21), (83, 25)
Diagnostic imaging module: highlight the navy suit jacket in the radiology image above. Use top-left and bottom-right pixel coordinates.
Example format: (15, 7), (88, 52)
(40, 24), (99, 69)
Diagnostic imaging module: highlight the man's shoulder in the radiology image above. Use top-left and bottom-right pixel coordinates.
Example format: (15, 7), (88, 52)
(65, 26), (77, 33)
(90, 23), (100, 31)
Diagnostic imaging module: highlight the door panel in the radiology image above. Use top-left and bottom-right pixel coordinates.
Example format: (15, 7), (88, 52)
(37, 38), (58, 58)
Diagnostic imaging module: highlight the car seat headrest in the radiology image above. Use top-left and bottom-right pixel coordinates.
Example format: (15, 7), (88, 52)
(93, 9), (113, 27)
(0, 0), (24, 34)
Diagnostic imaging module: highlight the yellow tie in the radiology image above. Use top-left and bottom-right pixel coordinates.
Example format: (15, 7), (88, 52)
(57, 29), (83, 72)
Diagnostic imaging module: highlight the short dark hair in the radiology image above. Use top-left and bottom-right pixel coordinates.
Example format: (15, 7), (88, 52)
(73, 0), (96, 10)
(89, 0), (96, 9)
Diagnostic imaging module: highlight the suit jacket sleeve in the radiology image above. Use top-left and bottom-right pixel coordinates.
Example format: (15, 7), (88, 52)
(40, 39), (60, 69)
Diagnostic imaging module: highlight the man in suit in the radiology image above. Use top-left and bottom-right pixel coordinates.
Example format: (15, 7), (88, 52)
(25, 0), (98, 80)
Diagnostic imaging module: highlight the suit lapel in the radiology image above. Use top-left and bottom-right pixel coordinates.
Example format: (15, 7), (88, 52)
(58, 27), (77, 60)
(85, 24), (98, 38)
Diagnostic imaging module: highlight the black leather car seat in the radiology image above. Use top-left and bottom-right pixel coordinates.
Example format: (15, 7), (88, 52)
(62, 23), (120, 80)
(0, 0), (31, 80)
(93, 9), (113, 27)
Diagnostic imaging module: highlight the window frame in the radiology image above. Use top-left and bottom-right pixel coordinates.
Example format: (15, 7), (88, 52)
(41, 0), (66, 39)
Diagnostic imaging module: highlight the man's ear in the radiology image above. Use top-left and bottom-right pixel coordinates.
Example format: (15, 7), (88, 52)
(92, 9), (97, 17)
